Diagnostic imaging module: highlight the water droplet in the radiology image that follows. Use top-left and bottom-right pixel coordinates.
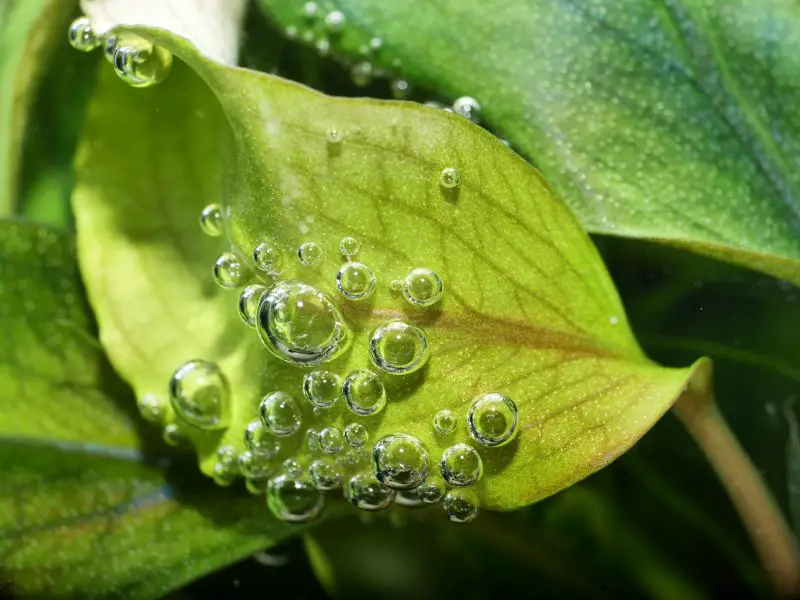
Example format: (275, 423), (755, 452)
(169, 359), (230, 430)
(260, 391), (303, 436)
(345, 473), (395, 511)
(267, 475), (325, 523)
(417, 476), (446, 503)
(103, 35), (118, 63)
(68, 17), (100, 52)
(336, 262), (376, 300)
(238, 284), (267, 327)
(244, 419), (281, 458)
(441, 443), (483, 486)
(310, 459), (343, 490)
(339, 236), (359, 257)
(467, 393), (518, 447)
(253, 241), (283, 275)
(239, 450), (272, 479)
(438, 167), (461, 190)
(403, 268), (444, 307)
(137, 393), (167, 423)
(257, 281), (351, 365)
(344, 423), (368, 447)
(368, 321), (429, 375)
(302, 1), (319, 18)
(391, 79), (411, 99)
(371, 434), (430, 489)
(212, 462), (237, 486)
(112, 34), (173, 88)
(162, 423), (184, 446)
(297, 242), (323, 266)
(324, 10), (346, 33)
(443, 488), (479, 523)
(320, 427), (344, 455)
(452, 96), (482, 123)
(326, 126), (343, 144)
(212, 252), (246, 288)
(351, 62), (373, 87)
(433, 409), (457, 435)
(282, 458), (303, 478)
(199, 203), (223, 236)
(343, 370), (387, 416)
(306, 428), (321, 453)
(302, 371), (340, 409)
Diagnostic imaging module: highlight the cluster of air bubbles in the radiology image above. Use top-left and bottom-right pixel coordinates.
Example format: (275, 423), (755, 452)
(238, 285), (267, 327)
(169, 359), (230, 430)
(336, 261), (376, 300)
(297, 241), (324, 266)
(199, 203), (224, 237)
(256, 281), (350, 365)
(260, 391), (303, 436)
(468, 393), (518, 447)
(213, 252), (246, 288)
(303, 371), (341, 408)
(68, 16), (173, 88)
(343, 370), (387, 416)
(433, 409), (456, 435)
(452, 96), (482, 123)
(403, 268), (444, 306)
(368, 321), (429, 375)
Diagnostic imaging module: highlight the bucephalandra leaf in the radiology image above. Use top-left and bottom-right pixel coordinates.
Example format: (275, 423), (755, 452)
(72, 20), (709, 522)
(256, 0), (800, 286)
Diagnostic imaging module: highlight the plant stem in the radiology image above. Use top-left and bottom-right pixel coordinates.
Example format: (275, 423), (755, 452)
(674, 389), (800, 597)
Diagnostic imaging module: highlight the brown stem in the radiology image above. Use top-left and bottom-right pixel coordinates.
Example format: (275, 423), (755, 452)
(674, 388), (800, 597)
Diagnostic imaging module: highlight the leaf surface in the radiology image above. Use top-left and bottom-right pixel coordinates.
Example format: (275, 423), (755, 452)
(257, 0), (800, 285)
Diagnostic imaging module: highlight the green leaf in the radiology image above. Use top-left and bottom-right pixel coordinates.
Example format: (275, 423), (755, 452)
(74, 25), (707, 511)
(0, 219), (320, 598)
(257, 0), (800, 285)
(0, 0), (76, 215)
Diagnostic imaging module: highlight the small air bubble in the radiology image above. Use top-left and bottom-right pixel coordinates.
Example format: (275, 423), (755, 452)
(298, 241), (324, 266)
(259, 391), (303, 437)
(326, 126), (343, 144)
(238, 284), (267, 327)
(438, 167), (461, 190)
(320, 427), (345, 455)
(244, 420), (281, 458)
(452, 96), (482, 123)
(443, 488), (479, 523)
(339, 236), (360, 257)
(253, 241), (283, 275)
(440, 443), (483, 486)
(310, 459), (343, 490)
(169, 360), (230, 430)
(343, 370), (387, 416)
(403, 268), (444, 307)
(162, 423), (184, 446)
(344, 423), (368, 447)
(324, 10), (346, 33)
(391, 79), (411, 99)
(68, 17), (100, 52)
(303, 371), (341, 409)
(199, 203), (223, 236)
(282, 458), (303, 478)
(212, 252), (246, 288)
(345, 473), (395, 511)
(371, 434), (430, 490)
(336, 262), (376, 300)
(467, 393), (518, 447)
(368, 321), (429, 375)
(433, 409), (456, 435)
(267, 475), (325, 523)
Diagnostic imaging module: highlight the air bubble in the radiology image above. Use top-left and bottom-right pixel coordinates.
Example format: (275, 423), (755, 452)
(326, 126), (342, 144)
(212, 252), (245, 288)
(452, 96), (482, 123)
(467, 393), (518, 447)
(303, 371), (341, 409)
(310, 459), (343, 490)
(169, 359), (230, 430)
(443, 488), (479, 523)
(438, 167), (460, 190)
(256, 281), (351, 365)
(391, 79), (411, 99)
(343, 370), (387, 416)
(369, 37), (383, 51)
(212, 462), (236, 486)
(403, 268), (444, 306)
(339, 236), (360, 258)
(253, 241), (283, 275)
(259, 391), (303, 437)
(68, 17), (100, 52)
(137, 393), (167, 423)
(199, 203), (223, 236)
(282, 458), (303, 478)
(238, 285), (267, 327)
(343, 448), (369, 466)
(368, 321), (429, 375)
(267, 475), (325, 523)
(389, 279), (403, 293)
(345, 473), (396, 511)
(371, 434), (430, 490)
(433, 409), (456, 435)
(244, 419), (280, 458)
(297, 242), (323, 266)
(239, 450), (272, 479)
(441, 443), (483, 486)
(336, 262), (376, 300)
(418, 476), (446, 503)
(324, 10), (346, 33)
(162, 423), (184, 446)
(344, 423), (368, 447)
(306, 428), (321, 453)
(111, 34), (173, 88)
(320, 427), (344, 455)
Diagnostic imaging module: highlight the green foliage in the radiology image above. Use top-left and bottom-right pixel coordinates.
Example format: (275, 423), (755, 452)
(258, 0), (800, 285)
